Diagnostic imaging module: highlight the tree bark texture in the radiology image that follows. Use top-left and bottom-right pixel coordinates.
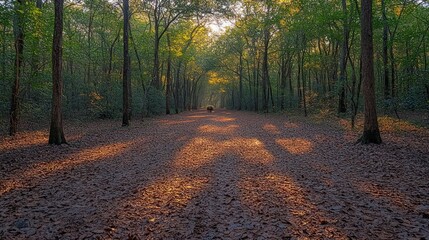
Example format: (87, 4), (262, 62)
(359, 0), (382, 144)
(9, 0), (24, 136)
(49, 0), (67, 145)
(122, 0), (131, 126)
(262, 28), (270, 113)
(166, 35), (172, 114)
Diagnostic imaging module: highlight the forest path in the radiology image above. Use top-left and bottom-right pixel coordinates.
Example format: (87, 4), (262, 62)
(1, 109), (428, 239)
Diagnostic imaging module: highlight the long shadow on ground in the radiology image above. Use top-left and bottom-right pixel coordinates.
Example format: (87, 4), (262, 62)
(0, 110), (428, 239)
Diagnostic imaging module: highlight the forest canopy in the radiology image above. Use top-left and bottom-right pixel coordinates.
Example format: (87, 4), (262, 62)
(0, 0), (428, 135)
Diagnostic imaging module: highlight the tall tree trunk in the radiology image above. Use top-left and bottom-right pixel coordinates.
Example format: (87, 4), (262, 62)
(297, 51), (302, 106)
(425, 41), (429, 101)
(174, 63), (181, 114)
(166, 34), (172, 114)
(280, 53), (287, 110)
(338, 0), (349, 113)
(359, 0), (382, 144)
(122, 0), (131, 126)
(129, 24), (145, 93)
(381, 0), (390, 100)
(262, 28), (270, 113)
(268, 69), (275, 110)
(238, 52), (243, 110)
(246, 59), (253, 110)
(2, 25), (6, 97)
(183, 64), (187, 110)
(152, 21), (161, 89)
(49, 0), (66, 144)
(389, 44), (396, 98)
(255, 58), (259, 111)
(86, 0), (94, 91)
(288, 60), (293, 108)
(107, 27), (120, 113)
(302, 49), (307, 117)
(9, 0), (24, 136)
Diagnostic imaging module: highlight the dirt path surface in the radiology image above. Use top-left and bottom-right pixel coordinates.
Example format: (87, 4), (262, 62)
(1, 110), (429, 239)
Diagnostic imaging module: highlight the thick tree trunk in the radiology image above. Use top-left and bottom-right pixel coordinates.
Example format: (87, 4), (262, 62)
(359, 0), (382, 144)
(49, 0), (66, 144)
(122, 0), (131, 126)
(10, 0), (25, 136)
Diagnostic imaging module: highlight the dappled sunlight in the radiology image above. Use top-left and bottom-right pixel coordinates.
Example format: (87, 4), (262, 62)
(225, 138), (274, 164)
(73, 141), (132, 161)
(3, 132), (84, 152)
(356, 181), (413, 210)
(263, 123), (280, 134)
(198, 124), (239, 134)
(378, 116), (422, 132)
(212, 116), (236, 122)
(276, 138), (313, 155)
(173, 137), (219, 169)
(0, 131), (47, 152)
(159, 119), (196, 125)
(187, 115), (209, 119)
(173, 136), (274, 168)
(0, 131), (85, 152)
(338, 115), (424, 133)
(0, 141), (133, 196)
(239, 173), (347, 238)
(130, 176), (209, 211)
(118, 176), (209, 234)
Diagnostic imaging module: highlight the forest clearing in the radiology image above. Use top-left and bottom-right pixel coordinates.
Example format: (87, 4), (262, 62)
(1, 109), (428, 239)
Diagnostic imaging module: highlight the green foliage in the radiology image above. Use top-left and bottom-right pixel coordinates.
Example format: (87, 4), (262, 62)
(144, 87), (165, 116)
(0, 0), (428, 130)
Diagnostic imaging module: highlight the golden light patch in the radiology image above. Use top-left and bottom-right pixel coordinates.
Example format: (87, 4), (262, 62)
(198, 124), (239, 134)
(378, 116), (420, 132)
(0, 131), (47, 152)
(122, 176), (209, 223)
(173, 137), (218, 168)
(0, 141), (132, 196)
(212, 117), (236, 123)
(223, 138), (274, 164)
(263, 123), (280, 134)
(276, 138), (313, 155)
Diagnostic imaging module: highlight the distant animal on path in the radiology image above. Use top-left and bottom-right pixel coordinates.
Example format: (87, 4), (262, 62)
(207, 105), (214, 113)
